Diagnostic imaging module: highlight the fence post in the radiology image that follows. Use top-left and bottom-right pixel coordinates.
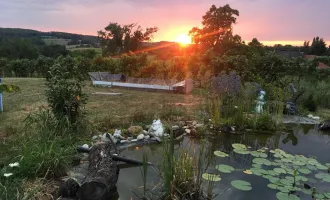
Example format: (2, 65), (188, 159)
(0, 77), (3, 112)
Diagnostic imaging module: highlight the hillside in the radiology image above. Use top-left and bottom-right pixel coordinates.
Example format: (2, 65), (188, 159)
(0, 27), (98, 45)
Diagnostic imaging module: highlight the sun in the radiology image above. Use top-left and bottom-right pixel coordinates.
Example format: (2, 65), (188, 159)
(175, 34), (191, 45)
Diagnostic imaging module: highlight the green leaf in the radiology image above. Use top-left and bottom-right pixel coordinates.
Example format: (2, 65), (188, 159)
(274, 168), (287, 174)
(250, 151), (268, 158)
(233, 148), (250, 155)
(216, 164), (234, 173)
(298, 168), (311, 175)
(202, 173), (221, 182)
(0, 84), (20, 93)
(267, 183), (278, 190)
(214, 151), (229, 157)
(276, 192), (300, 200)
(232, 143), (247, 149)
(231, 180), (252, 191)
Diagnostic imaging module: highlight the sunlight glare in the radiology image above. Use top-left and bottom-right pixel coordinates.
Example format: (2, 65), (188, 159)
(175, 34), (191, 45)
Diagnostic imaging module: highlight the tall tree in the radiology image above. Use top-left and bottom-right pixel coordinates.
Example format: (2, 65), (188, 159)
(248, 38), (263, 48)
(188, 4), (239, 49)
(310, 37), (327, 56)
(97, 23), (158, 56)
(302, 40), (310, 54)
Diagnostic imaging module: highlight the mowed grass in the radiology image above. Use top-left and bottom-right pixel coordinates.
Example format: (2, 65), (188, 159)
(42, 38), (71, 45)
(0, 78), (201, 136)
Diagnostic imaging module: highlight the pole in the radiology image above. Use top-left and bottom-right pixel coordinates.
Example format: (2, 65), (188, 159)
(0, 77), (3, 112)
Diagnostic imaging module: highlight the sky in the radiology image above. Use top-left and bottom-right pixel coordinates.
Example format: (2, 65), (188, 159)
(0, 0), (329, 46)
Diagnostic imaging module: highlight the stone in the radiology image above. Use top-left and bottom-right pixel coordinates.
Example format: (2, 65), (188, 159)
(120, 140), (129, 144)
(195, 124), (204, 128)
(127, 137), (133, 141)
(151, 137), (162, 143)
(183, 126), (188, 129)
(128, 126), (144, 136)
(101, 133), (111, 142)
(113, 129), (125, 140)
(144, 135), (150, 140)
(192, 121), (197, 126)
(185, 129), (191, 134)
(92, 135), (99, 141)
(82, 144), (89, 149)
(137, 134), (144, 140)
(131, 139), (138, 142)
(149, 119), (164, 137)
(142, 130), (148, 135)
(172, 125), (180, 130)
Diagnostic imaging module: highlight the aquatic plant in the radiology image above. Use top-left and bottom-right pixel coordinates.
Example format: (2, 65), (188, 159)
(204, 143), (330, 200)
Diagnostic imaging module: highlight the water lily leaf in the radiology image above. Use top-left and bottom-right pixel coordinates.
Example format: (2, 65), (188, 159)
(280, 178), (294, 186)
(214, 151), (229, 157)
(253, 158), (271, 166)
(324, 193), (330, 198)
(325, 163), (330, 167)
(250, 151), (268, 158)
(267, 183), (278, 190)
(298, 168), (311, 175)
(231, 180), (252, 191)
(307, 159), (319, 166)
(202, 173), (221, 181)
(252, 164), (262, 168)
(277, 187), (290, 193)
(292, 160), (305, 166)
(233, 148), (250, 155)
(274, 154), (284, 158)
(315, 173), (330, 180)
(276, 192), (300, 200)
(306, 165), (317, 171)
(274, 168), (287, 174)
(285, 176), (295, 182)
(243, 169), (252, 175)
(282, 158), (292, 163)
(314, 193), (324, 199)
(315, 164), (328, 170)
(216, 164), (234, 173)
(250, 168), (263, 176)
(295, 176), (308, 182)
(269, 177), (280, 184)
(232, 143), (247, 149)
(267, 170), (278, 176)
(270, 150), (276, 153)
(275, 149), (286, 155)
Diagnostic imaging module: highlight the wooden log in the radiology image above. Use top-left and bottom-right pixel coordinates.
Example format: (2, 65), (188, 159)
(77, 142), (119, 200)
(60, 142), (119, 200)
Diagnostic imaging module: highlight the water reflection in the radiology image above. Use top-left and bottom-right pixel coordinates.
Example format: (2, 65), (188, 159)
(115, 124), (330, 200)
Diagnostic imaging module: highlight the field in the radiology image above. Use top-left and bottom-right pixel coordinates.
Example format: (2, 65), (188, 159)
(42, 38), (71, 45)
(0, 78), (200, 139)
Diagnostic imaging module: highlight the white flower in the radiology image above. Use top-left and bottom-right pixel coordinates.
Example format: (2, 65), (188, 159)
(9, 162), (19, 168)
(4, 173), (13, 177)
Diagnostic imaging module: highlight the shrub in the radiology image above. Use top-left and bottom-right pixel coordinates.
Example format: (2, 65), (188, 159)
(303, 94), (317, 112)
(45, 56), (87, 124)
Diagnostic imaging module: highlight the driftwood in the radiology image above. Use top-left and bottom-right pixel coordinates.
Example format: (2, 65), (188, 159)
(60, 142), (119, 200)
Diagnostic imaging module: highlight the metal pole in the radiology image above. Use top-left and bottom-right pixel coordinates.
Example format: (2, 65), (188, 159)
(0, 77), (3, 112)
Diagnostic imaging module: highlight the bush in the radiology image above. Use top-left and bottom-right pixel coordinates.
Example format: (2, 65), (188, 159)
(45, 56), (87, 124)
(303, 94), (317, 112)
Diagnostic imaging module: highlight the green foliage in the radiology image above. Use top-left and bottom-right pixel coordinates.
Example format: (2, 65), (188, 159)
(0, 38), (39, 60)
(303, 94), (317, 112)
(98, 23), (158, 56)
(41, 44), (69, 58)
(0, 84), (20, 93)
(45, 56), (87, 123)
(310, 37), (328, 56)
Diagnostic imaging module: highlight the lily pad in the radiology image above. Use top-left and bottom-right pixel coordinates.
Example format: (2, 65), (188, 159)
(232, 143), (247, 149)
(269, 177), (280, 184)
(315, 164), (328, 170)
(243, 169), (252, 175)
(250, 151), (268, 158)
(298, 168), (311, 174)
(202, 173), (221, 182)
(280, 178), (294, 186)
(231, 180), (252, 191)
(214, 151), (229, 157)
(216, 164), (234, 173)
(295, 176), (308, 182)
(301, 189), (312, 195)
(267, 183), (278, 190)
(233, 148), (250, 155)
(253, 158), (271, 166)
(274, 168), (287, 174)
(276, 192), (300, 200)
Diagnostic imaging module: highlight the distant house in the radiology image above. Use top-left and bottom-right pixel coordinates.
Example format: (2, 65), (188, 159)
(304, 55), (330, 70)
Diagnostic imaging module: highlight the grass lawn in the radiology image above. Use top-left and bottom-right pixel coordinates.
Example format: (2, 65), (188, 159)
(0, 78), (201, 139)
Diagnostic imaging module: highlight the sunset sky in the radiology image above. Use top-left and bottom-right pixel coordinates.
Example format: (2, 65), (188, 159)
(1, 0), (329, 46)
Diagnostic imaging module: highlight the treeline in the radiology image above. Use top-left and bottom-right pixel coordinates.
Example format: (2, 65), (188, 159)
(0, 28), (98, 44)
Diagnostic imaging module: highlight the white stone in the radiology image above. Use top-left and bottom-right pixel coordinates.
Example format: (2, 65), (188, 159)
(142, 130), (148, 135)
(113, 129), (125, 139)
(149, 119), (164, 137)
(137, 134), (145, 140)
(144, 135), (150, 140)
(92, 135), (99, 141)
(131, 139), (138, 142)
(4, 173), (13, 177)
(8, 162), (19, 168)
(120, 140), (129, 144)
(82, 144), (89, 149)
(185, 129), (191, 134)
(172, 125), (179, 130)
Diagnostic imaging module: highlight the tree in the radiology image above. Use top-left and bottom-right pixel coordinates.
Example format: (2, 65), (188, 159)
(189, 4), (239, 49)
(41, 44), (69, 58)
(303, 40), (310, 54)
(248, 38), (263, 48)
(0, 38), (39, 59)
(97, 23), (158, 56)
(310, 37), (327, 56)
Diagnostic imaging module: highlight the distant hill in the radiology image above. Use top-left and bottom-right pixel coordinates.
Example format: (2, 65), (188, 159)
(0, 28), (98, 46)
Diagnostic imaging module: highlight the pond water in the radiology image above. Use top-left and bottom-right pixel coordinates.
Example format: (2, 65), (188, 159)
(116, 124), (330, 200)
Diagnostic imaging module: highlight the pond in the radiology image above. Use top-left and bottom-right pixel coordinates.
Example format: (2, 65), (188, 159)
(115, 124), (330, 200)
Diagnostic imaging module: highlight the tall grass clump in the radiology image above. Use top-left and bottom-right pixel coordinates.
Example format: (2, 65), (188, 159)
(159, 130), (206, 199)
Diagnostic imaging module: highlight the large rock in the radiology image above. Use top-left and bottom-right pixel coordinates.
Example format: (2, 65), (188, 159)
(128, 126), (143, 136)
(148, 119), (164, 137)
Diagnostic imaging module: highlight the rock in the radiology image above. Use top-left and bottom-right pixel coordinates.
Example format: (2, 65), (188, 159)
(172, 125), (179, 130)
(92, 135), (99, 141)
(143, 125), (151, 131)
(192, 121), (197, 126)
(113, 129), (125, 140)
(183, 126), (188, 129)
(149, 119), (164, 137)
(144, 135), (150, 140)
(173, 127), (185, 138)
(120, 140), (129, 144)
(185, 129), (191, 134)
(128, 126), (144, 136)
(101, 133), (111, 142)
(131, 139), (138, 142)
(127, 137), (133, 141)
(151, 137), (162, 143)
(142, 130), (148, 135)
(190, 128), (197, 136)
(137, 134), (144, 140)
(82, 144), (89, 149)
(59, 178), (80, 198)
